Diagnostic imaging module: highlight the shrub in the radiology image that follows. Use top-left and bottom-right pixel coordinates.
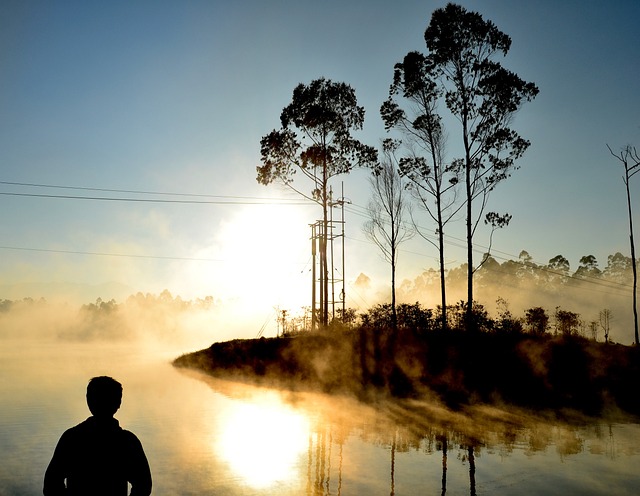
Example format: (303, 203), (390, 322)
(525, 306), (549, 334)
(447, 301), (493, 332)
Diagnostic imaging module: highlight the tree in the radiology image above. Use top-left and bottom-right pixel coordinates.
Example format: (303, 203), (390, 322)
(517, 250), (539, 285)
(554, 307), (581, 336)
(546, 255), (570, 287)
(574, 255), (602, 279)
(448, 300), (492, 332)
(599, 308), (612, 343)
(381, 50), (459, 330)
(494, 296), (523, 334)
(424, 3), (539, 328)
(257, 78), (377, 328)
(363, 141), (414, 330)
(525, 306), (549, 334)
(607, 144), (640, 344)
(603, 252), (633, 282)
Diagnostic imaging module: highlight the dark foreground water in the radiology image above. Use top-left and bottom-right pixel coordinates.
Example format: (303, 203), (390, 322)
(2, 339), (640, 495)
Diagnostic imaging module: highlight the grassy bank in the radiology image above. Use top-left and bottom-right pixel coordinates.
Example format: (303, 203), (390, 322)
(173, 329), (640, 416)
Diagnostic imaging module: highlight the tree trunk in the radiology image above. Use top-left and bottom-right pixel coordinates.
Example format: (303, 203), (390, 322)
(461, 87), (474, 331)
(429, 129), (448, 331)
(625, 177), (639, 344)
(320, 148), (329, 328)
(391, 247), (397, 332)
(464, 143), (474, 330)
(437, 208), (447, 330)
(321, 198), (329, 328)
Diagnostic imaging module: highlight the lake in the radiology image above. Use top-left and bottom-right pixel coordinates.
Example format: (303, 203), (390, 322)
(2, 338), (640, 495)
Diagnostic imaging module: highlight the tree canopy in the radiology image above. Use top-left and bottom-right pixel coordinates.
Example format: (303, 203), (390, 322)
(257, 78), (377, 327)
(257, 78), (377, 198)
(426, 3), (539, 326)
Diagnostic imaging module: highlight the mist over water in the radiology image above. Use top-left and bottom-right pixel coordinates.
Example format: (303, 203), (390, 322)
(0, 291), (246, 352)
(2, 305), (640, 495)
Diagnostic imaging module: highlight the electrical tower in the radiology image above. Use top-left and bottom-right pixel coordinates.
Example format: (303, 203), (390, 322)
(309, 184), (348, 331)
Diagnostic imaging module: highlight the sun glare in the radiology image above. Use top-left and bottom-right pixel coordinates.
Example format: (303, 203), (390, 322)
(188, 204), (312, 309)
(215, 397), (310, 489)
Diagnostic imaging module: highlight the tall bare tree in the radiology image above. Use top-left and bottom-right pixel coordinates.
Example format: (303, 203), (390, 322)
(257, 78), (377, 328)
(607, 144), (640, 344)
(363, 141), (414, 329)
(599, 308), (612, 344)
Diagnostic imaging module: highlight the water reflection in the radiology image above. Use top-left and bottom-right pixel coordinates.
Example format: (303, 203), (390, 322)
(2, 340), (640, 495)
(216, 397), (309, 488)
(190, 369), (640, 495)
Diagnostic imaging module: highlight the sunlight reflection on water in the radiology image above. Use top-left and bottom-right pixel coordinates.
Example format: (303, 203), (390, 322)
(215, 396), (310, 488)
(2, 339), (640, 495)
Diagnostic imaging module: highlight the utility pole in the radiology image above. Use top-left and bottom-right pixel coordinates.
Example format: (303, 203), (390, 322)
(310, 219), (328, 329)
(280, 309), (287, 336)
(330, 182), (349, 322)
(310, 183), (348, 329)
(341, 182), (346, 317)
(311, 222), (317, 332)
(330, 187), (336, 322)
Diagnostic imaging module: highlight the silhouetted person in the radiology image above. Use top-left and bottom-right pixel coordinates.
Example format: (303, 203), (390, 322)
(44, 376), (152, 496)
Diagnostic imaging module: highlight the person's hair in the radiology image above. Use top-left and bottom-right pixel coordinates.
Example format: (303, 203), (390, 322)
(86, 376), (123, 417)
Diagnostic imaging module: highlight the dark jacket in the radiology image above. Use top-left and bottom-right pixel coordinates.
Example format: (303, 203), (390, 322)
(43, 416), (152, 496)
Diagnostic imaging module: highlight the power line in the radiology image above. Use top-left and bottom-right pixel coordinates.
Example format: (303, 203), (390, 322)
(0, 191), (313, 205)
(3, 179), (635, 296)
(0, 245), (225, 262)
(0, 245), (311, 265)
(0, 180), (307, 202)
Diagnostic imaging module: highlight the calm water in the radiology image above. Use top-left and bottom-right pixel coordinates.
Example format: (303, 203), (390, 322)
(2, 338), (640, 495)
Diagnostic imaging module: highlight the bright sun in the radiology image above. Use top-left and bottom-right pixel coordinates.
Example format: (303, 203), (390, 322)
(215, 397), (310, 488)
(187, 203), (313, 311)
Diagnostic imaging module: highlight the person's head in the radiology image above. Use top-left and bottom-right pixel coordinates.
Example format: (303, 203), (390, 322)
(86, 376), (122, 418)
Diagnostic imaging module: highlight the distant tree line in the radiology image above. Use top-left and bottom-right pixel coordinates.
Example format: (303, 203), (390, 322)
(276, 249), (636, 343)
(0, 291), (217, 314)
(0, 290), (218, 341)
(397, 250), (635, 301)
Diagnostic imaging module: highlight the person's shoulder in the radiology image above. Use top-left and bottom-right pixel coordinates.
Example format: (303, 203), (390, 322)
(56, 418), (91, 445)
(62, 418), (91, 434)
(121, 428), (144, 445)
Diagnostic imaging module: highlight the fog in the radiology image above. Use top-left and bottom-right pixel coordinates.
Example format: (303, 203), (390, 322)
(2, 248), (636, 353)
(3, 291), (640, 494)
(0, 290), (249, 353)
(369, 254), (636, 344)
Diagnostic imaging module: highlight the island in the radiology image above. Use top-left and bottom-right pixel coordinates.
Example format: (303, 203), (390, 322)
(174, 328), (640, 417)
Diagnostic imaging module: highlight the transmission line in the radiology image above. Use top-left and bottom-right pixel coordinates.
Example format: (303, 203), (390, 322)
(0, 245), (310, 265)
(0, 191), (312, 205)
(0, 245), (224, 262)
(0, 180), (308, 202)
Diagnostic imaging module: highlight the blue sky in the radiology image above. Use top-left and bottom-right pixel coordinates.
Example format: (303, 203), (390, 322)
(1, 0), (639, 332)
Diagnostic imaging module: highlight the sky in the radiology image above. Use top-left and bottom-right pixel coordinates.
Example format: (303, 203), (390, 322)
(1, 0), (639, 336)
